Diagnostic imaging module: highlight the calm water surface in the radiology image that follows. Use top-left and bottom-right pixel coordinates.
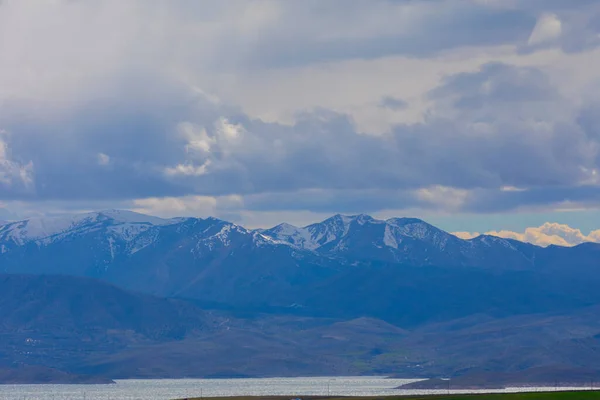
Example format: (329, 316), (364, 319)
(0, 376), (594, 400)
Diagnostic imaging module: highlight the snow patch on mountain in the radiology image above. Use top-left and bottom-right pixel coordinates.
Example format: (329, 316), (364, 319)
(108, 223), (155, 241)
(387, 218), (431, 239)
(383, 224), (399, 249)
(266, 223), (319, 250)
(253, 232), (292, 247)
(305, 214), (356, 247)
(0, 210), (180, 247)
(195, 222), (248, 251)
(107, 237), (116, 261)
(125, 229), (162, 255)
(471, 234), (517, 250)
(0, 213), (98, 245)
(262, 214), (448, 253)
(213, 224), (238, 247)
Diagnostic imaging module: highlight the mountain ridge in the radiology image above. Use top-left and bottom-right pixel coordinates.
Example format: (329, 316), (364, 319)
(2, 209), (600, 328)
(0, 209), (539, 247)
(6, 209), (593, 253)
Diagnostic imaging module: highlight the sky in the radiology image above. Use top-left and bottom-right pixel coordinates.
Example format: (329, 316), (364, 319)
(1, 0), (600, 247)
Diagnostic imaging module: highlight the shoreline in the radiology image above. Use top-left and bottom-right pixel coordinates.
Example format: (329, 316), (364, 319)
(174, 391), (600, 400)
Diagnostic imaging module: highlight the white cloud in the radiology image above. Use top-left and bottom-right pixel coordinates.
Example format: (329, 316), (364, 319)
(131, 194), (243, 219)
(164, 161), (212, 177)
(453, 222), (600, 247)
(164, 117), (246, 177)
(0, 132), (34, 189)
(453, 231), (481, 240)
(180, 123), (214, 155)
(416, 185), (469, 211)
(500, 186), (527, 192)
(215, 117), (244, 142)
(0, 136), (6, 160)
(528, 13), (562, 46)
(97, 153), (111, 166)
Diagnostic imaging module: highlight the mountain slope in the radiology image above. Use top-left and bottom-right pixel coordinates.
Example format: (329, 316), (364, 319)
(0, 274), (214, 341)
(1, 211), (600, 326)
(0, 212), (337, 310)
(3, 276), (600, 380)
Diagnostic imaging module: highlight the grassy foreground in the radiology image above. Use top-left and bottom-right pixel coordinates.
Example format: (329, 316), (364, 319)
(179, 392), (600, 400)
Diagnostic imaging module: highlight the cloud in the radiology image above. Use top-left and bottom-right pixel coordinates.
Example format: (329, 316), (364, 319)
(0, 131), (34, 193)
(453, 222), (600, 247)
(379, 96), (408, 111)
(97, 153), (111, 166)
(131, 194), (243, 219)
(0, 0), (536, 99)
(0, 206), (20, 221)
(462, 185), (600, 213)
(429, 62), (560, 109)
(164, 162), (211, 177)
(1, 1), (600, 221)
(453, 231), (480, 240)
(1, 61), (599, 217)
(527, 13), (562, 46)
(241, 188), (422, 214)
(225, 1), (536, 68)
(416, 186), (469, 211)
(480, 0), (600, 52)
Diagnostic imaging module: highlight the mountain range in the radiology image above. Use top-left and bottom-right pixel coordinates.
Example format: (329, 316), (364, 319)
(1, 210), (600, 381)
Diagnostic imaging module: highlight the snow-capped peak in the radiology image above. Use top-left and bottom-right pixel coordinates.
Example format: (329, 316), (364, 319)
(263, 214), (384, 251)
(469, 234), (517, 250)
(262, 222), (318, 250)
(0, 213), (101, 244)
(353, 214), (375, 225)
(0, 209), (180, 246)
(321, 213), (376, 227)
(386, 217), (426, 226)
(259, 214), (457, 253)
(385, 217), (439, 240)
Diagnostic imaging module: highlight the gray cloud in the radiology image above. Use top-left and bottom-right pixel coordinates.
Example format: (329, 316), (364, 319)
(513, 0), (600, 53)
(198, 0), (600, 68)
(238, 1), (535, 68)
(1, 61), (598, 216)
(429, 62), (560, 107)
(464, 186), (600, 213)
(243, 189), (422, 214)
(379, 96), (408, 111)
(1, 1), (600, 217)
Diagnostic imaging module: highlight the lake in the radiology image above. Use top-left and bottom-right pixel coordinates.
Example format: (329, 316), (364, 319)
(0, 376), (595, 400)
